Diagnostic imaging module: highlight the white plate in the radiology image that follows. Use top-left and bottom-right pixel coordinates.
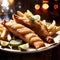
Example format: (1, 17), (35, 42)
(0, 33), (60, 54)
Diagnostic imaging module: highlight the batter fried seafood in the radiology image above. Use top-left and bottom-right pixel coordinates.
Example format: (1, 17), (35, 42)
(13, 11), (54, 43)
(5, 20), (45, 48)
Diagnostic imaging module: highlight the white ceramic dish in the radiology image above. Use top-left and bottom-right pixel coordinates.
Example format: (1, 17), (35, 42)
(0, 32), (60, 54)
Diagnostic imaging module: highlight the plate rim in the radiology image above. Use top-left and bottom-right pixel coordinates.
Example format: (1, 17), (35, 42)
(0, 43), (59, 54)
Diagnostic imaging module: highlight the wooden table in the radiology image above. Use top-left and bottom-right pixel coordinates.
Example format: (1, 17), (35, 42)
(0, 45), (60, 60)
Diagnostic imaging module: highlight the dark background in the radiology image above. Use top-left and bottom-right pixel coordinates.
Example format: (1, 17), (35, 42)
(0, 45), (60, 60)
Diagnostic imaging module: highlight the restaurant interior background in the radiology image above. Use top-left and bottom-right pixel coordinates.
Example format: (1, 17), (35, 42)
(0, 0), (60, 24)
(0, 0), (60, 60)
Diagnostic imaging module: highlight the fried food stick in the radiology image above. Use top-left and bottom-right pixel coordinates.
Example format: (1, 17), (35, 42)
(1, 27), (8, 40)
(5, 21), (45, 48)
(0, 20), (12, 41)
(13, 12), (53, 43)
(13, 14), (49, 37)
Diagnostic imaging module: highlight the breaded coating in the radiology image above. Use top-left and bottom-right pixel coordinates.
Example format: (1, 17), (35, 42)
(5, 21), (45, 48)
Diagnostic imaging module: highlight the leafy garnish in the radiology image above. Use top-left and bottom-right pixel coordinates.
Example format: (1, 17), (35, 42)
(29, 17), (35, 22)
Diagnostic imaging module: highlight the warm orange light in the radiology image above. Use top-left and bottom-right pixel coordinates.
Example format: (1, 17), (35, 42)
(42, 3), (49, 9)
(8, 0), (14, 5)
(35, 4), (40, 10)
(54, 4), (58, 10)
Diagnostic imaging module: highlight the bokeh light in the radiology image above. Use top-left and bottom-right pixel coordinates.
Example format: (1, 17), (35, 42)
(35, 4), (40, 10)
(54, 4), (58, 10)
(42, 3), (49, 9)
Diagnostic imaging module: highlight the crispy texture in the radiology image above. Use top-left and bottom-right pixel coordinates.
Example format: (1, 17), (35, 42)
(1, 27), (8, 40)
(13, 14), (49, 38)
(0, 21), (12, 41)
(13, 11), (54, 43)
(5, 21), (45, 48)
(0, 24), (4, 36)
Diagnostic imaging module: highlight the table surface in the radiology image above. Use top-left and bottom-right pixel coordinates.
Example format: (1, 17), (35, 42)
(0, 45), (60, 60)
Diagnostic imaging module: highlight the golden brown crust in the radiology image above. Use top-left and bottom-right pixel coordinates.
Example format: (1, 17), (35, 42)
(5, 21), (45, 48)
(12, 12), (54, 43)
(13, 14), (49, 38)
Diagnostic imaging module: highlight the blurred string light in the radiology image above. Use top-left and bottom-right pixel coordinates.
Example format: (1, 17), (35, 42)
(42, 3), (49, 9)
(42, 0), (49, 10)
(54, 4), (58, 10)
(18, 2), (21, 9)
(8, 0), (15, 13)
(1, 0), (9, 12)
(54, 0), (59, 10)
(34, 4), (40, 10)
(8, 0), (14, 5)
(1, 0), (10, 20)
